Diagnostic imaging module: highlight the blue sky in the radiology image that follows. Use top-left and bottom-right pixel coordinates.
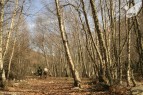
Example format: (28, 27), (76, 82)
(26, 0), (57, 32)
(29, 0), (43, 12)
(26, 0), (44, 32)
(26, 0), (56, 33)
(26, 0), (142, 32)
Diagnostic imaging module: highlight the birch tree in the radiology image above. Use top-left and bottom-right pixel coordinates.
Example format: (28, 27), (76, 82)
(55, 0), (81, 87)
(3, 0), (19, 61)
(0, 0), (6, 88)
(7, 0), (23, 79)
(90, 0), (113, 85)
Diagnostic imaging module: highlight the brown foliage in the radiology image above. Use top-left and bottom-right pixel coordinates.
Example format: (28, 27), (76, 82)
(109, 85), (128, 95)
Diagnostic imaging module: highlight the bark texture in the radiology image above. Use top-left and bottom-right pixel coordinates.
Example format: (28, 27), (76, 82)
(55, 0), (81, 88)
(0, 0), (6, 88)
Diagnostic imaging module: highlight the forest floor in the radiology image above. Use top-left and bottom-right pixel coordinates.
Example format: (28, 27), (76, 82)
(0, 77), (113, 95)
(1, 76), (143, 95)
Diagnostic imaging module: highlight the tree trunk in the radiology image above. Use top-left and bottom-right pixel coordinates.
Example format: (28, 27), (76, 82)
(90, 0), (113, 85)
(126, 2), (132, 85)
(135, 18), (143, 77)
(118, 0), (122, 84)
(80, 0), (102, 77)
(6, 0), (19, 79)
(126, 0), (136, 87)
(131, 69), (136, 87)
(55, 0), (81, 88)
(127, 19), (131, 86)
(3, 0), (18, 61)
(7, 36), (16, 79)
(0, 0), (6, 88)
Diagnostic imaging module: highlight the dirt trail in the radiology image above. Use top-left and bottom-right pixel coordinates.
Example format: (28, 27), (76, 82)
(0, 77), (109, 95)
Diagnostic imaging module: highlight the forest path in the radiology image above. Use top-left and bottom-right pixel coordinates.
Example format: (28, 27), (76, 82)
(0, 77), (109, 95)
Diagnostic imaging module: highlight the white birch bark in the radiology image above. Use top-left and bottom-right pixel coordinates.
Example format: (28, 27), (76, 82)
(0, 0), (6, 88)
(55, 0), (81, 87)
